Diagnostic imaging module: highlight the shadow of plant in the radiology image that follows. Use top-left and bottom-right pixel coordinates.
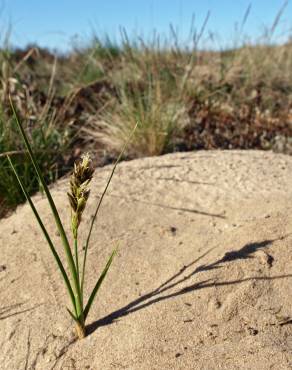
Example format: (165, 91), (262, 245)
(87, 236), (291, 335)
(0, 302), (43, 321)
(109, 193), (226, 218)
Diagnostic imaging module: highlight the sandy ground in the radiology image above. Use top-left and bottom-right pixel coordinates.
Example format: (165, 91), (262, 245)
(1, 150), (292, 370)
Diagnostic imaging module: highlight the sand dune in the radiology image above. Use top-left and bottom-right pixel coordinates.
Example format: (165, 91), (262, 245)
(1, 150), (292, 370)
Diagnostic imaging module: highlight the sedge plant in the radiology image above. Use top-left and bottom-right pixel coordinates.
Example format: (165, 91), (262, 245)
(7, 96), (137, 339)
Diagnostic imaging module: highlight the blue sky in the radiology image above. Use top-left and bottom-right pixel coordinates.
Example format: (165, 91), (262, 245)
(1, 0), (292, 51)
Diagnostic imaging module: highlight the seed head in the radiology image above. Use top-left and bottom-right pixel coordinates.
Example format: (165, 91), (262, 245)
(68, 153), (95, 237)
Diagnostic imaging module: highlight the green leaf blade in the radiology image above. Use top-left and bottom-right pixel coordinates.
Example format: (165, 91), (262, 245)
(83, 249), (117, 321)
(9, 97), (83, 319)
(7, 155), (77, 316)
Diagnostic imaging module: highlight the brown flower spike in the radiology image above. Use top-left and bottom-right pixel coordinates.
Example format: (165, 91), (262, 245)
(68, 153), (95, 238)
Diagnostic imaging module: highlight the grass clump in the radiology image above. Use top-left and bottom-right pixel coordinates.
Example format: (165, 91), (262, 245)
(8, 98), (137, 339)
(86, 81), (188, 157)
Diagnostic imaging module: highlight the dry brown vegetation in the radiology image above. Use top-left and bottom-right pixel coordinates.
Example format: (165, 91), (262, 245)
(1, 32), (292, 213)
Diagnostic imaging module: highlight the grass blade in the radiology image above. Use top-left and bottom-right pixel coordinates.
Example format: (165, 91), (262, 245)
(81, 122), (138, 294)
(7, 155), (77, 315)
(83, 249), (117, 321)
(9, 96), (83, 318)
(66, 307), (78, 322)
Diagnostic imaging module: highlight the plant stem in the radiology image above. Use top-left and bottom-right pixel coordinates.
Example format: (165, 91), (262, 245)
(74, 237), (83, 312)
(74, 237), (80, 280)
(75, 320), (86, 339)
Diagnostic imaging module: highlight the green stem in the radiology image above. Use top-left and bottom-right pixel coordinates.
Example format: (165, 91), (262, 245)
(74, 238), (80, 280)
(74, 237), (83, 311)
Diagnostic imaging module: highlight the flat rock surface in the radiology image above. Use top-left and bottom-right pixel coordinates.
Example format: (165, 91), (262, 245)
(1, 150), (292, 370)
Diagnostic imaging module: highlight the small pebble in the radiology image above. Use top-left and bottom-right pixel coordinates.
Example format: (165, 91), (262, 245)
(170, 226), (177, 235)
(0, 265), (6, 272)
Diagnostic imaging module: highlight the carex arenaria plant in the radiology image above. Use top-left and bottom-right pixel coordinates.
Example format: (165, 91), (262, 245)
(7, 96), (137, 339)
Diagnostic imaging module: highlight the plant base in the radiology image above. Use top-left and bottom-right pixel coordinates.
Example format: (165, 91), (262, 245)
(75, 321), (86, 339)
